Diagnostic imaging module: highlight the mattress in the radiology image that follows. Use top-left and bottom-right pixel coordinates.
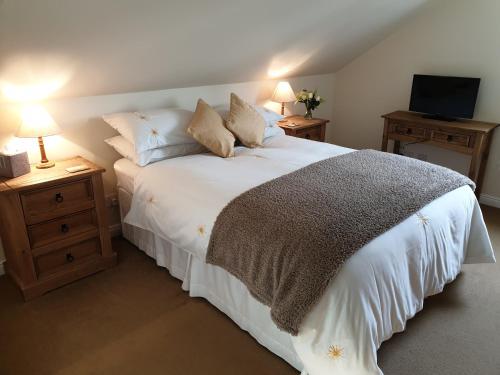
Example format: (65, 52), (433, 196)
(115, 135), (494, 375)
(114, 158), (141, 195)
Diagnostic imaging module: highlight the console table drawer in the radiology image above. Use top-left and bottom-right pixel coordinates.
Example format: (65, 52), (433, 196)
(431, 131), (471, 147)
(393, 124), (426, 138)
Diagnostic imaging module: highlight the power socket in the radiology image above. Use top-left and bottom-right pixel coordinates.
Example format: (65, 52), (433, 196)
(105, 193), (119, 208)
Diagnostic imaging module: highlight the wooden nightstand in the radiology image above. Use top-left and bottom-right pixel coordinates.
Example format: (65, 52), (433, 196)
(278, 115), (330, 142)
(0, 156), (117, 300)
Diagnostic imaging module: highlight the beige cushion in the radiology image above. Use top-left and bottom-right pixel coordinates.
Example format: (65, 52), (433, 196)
(226, 93), (266, 148)
(187, 99), (235, 158)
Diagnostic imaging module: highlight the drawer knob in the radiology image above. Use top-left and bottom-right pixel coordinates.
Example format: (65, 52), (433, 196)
(407, 128), (412, 134)
(66, 253), (75, 263)
(55, 193), (64, 203)
(447, 135), (453, 142)
(61, 224), (70, 233)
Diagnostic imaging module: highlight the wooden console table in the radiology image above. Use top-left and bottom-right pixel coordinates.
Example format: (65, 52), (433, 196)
(381, 111), (498, 197)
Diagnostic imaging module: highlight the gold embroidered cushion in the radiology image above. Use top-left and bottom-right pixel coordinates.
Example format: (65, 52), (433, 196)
(187, 99), (235, 158)
(226, 93), (266, 148)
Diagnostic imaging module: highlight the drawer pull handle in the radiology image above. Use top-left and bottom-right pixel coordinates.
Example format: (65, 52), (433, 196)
(61, 224), (70, 233)
(406, 128), (412, 134)
(66, 253), (75, 263)
(55, 193), (64, 203)
(447, 135), (453, 142)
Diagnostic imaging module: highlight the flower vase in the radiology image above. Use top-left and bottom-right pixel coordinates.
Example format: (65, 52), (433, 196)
(304, 107), (313, 119)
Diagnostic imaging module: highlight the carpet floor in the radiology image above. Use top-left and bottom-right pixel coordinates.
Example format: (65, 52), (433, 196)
(0, 206), (498, 375)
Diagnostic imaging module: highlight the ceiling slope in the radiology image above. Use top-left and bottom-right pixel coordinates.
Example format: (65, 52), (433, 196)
(0, 0), (430, 99)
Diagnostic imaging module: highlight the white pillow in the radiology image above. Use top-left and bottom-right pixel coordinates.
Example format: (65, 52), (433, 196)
(264, 126), (285, 139)
(214, 105), (283, 127)
(254, 106), (284, 127)
(105, 135), (207, 167)
(102, 108), (195, 153)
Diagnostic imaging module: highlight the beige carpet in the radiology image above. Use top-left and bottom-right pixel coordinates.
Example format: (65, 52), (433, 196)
(0, 206), (498, 375)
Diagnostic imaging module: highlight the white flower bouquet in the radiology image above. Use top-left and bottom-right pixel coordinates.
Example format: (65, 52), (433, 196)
(295, 89), (325, 118)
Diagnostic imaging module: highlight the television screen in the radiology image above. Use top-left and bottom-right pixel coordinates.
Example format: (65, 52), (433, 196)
(409, 74), (480, 119)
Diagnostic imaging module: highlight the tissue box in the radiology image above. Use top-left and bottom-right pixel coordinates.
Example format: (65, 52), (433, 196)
(0, 151), (31, 178)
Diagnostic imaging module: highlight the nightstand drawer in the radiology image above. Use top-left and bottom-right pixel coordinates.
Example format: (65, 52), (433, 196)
(295, 126), (322, 141)
(21, 179), (95, 225)
(28, 210), (99, 250)
(34, 238), (101, 278)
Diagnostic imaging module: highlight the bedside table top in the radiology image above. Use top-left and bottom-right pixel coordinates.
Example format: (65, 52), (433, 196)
(0, 156), (104, 193)
(277, 115), (330, 130)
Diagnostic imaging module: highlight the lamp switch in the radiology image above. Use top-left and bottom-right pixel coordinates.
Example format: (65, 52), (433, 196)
(66, 165), (90, 173)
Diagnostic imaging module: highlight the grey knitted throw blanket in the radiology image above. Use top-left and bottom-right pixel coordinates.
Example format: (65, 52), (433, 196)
(206, 149), (474, 335)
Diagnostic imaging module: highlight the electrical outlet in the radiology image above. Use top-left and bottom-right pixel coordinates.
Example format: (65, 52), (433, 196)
(105, 193), (119, 208)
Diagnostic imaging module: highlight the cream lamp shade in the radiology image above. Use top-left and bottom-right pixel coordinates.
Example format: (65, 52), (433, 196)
(16, 104), (61, 168)
(271, 81), (295, 115)
(17, 104), (61, 138)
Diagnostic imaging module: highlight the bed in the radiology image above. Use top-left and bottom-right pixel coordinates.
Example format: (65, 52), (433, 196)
(115, 134), (495, 375)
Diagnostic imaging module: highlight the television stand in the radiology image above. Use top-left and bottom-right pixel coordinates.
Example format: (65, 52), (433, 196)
(381, 110), (498, 197)
(421, 113), (457, 122)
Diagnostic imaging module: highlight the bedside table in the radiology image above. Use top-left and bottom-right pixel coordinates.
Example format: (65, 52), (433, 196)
(278, 115), (330, 142)
(0, 156), (117, 300)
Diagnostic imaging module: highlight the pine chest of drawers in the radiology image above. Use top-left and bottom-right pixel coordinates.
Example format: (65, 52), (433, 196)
(0, 157), (117, 300)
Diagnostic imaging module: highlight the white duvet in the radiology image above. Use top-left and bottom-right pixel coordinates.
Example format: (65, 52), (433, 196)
(124, 135), (495, 375)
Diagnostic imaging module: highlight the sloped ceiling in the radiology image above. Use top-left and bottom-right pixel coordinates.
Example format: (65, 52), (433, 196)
(0, 0), (430, 100)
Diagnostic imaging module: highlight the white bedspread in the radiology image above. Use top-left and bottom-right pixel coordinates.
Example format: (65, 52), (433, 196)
(124, 135), (495, 375)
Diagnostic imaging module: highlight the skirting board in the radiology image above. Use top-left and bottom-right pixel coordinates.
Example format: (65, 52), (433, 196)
(480, 194), (500, 208)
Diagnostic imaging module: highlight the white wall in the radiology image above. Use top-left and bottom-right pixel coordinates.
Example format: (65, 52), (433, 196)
(0, 0), (426, 99)
(332, 0), (500, 200)
(0, 73), (335, 264)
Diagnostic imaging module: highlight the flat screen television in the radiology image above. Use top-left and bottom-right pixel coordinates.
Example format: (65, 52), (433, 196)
(409, 74), (480, 120)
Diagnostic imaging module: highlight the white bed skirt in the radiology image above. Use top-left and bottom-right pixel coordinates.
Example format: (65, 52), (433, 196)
(119, 187), (303, 370)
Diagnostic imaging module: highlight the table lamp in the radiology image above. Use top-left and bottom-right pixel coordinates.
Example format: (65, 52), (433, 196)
(271, 81), (296, 115)
(16, 104), (61, 169)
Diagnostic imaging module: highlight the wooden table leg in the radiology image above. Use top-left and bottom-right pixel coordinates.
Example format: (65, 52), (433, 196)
(469, 134), (487, 197)
(393, 140), (401, 155)
(381, 119), (389, 152)
(471, 133), (492, 197)
(320, 123), (326, 142)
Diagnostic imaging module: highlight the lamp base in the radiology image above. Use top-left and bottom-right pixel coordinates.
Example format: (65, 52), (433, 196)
(36, 136), (55, 169)
(36, 161), (55, 169)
